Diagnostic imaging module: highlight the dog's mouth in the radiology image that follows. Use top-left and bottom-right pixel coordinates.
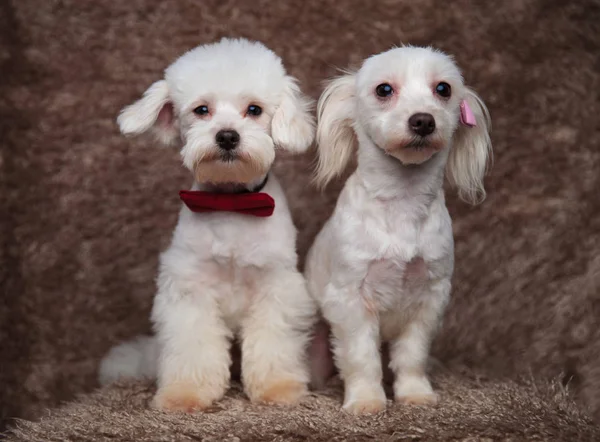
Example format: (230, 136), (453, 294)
(382, 135), (445, 166)
(219, 151), (238, 163)
(385, 136), (443, 153)
(403, 136), (434, 151)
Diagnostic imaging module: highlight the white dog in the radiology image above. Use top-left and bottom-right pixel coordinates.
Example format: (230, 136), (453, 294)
(305, 46), (492, 414)
(99, 38), (317, 412)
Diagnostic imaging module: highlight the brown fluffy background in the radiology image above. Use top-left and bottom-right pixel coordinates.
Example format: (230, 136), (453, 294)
(1, 0), (599, 438)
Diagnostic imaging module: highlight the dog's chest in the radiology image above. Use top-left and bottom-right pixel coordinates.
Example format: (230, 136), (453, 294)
(171, 180), (298, 331)
(191, 213), (293, 266)
(345, 197), (452, 311)
(187, 215), (294, 330)
(360, 256), (429, 313)
(214, 261), (260, 330)
(208, 223), (267, 261)
(347, 198), (447, 264)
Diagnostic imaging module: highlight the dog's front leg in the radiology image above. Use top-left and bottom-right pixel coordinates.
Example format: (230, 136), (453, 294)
(325, 288), (387, 415)
(241, 269), (315, 405)
(389, 279), (450, 406)
(151, 277), (232, 412)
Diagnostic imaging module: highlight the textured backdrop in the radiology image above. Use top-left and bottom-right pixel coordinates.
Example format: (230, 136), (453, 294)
(1, 0), (599, 428)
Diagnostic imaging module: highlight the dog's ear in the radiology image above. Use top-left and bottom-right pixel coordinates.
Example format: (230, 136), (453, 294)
(271, 76), (316, 153)
(117, 80), (179, 145)
(314, 73), (358, 188)
(447, 88), (492, 204)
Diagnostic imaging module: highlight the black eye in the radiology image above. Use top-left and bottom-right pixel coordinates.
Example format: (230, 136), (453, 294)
(247, 104), (262, 116)
(435, 82), (451, 98)
(193, 105), (209, 115)
(375, 83), (394, 98)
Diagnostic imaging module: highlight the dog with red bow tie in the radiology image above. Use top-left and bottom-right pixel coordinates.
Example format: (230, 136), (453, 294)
(99, 38), (317, 412)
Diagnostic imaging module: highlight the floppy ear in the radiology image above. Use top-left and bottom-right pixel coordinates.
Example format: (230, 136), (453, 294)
(447, 88), (492, 204)
(117, 80), (179, 145)
(271, 76), (316, 153)
(314, 73), (358, 188)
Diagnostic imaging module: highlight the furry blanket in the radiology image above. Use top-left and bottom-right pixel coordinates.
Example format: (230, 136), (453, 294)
(6, 373), (599, 441)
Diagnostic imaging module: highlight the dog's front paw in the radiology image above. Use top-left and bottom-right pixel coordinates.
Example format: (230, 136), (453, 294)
(249, 379), (307, 405)
(395, 392), (439, 406)
(343, 397), (387, 415)
(342, 383), (387, 415)
(394, 375), (438, 406)
(153, 381), (224, 412)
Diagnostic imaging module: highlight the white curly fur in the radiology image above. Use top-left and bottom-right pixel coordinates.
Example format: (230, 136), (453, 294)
(100, 38), (317, 412)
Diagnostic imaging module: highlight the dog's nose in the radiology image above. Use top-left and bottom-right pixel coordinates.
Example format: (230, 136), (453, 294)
(215, 130), (240, 150)
(408, 113), (436, 137)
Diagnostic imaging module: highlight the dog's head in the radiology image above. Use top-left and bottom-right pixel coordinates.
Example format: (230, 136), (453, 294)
(315, 46), (492, 203)
(117, 38), (315, 185)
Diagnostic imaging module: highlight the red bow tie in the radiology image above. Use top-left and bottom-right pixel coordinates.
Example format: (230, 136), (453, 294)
(179, 190), (275, 217)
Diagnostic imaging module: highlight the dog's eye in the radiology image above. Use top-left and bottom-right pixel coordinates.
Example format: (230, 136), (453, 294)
(247, 104), (262, 116)
(193, 105), (209, 115)
(435, 82), (451, 98)
(375, 83), (394, 98)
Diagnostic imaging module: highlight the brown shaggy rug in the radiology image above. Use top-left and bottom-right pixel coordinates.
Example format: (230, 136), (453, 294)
(1, 0), (600, 439)
(6, 373), (600, 442)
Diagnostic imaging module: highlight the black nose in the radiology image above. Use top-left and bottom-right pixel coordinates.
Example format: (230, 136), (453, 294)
(408, 113), (436, 137)
(215, 130), (240, 151)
